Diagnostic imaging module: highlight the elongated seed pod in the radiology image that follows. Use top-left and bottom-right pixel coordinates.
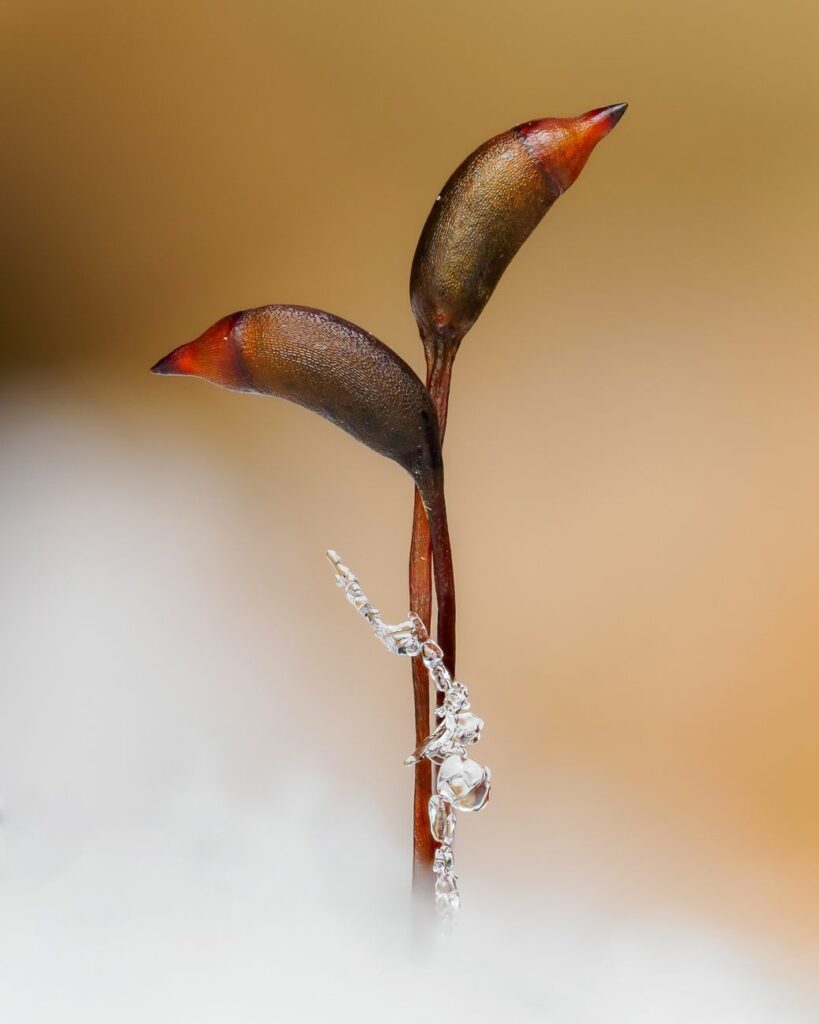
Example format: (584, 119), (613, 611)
(153, 304), (443, 493)
(410, 103), (627, 355)
(151, 303), (454, 619)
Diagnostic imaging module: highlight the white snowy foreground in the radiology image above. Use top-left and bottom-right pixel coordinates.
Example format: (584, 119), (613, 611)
(1, 392), (816, 1023)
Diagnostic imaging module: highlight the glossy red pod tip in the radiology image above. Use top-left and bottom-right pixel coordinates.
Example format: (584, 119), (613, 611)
(151, 314), (244, 386)
(516, 102), (627, 191)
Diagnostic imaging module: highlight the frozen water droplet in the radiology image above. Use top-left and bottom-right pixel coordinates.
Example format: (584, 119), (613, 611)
(437, 755), (492, 812)
(421, 639), (444, 669)
(376, 620), (422, 656)
(434, 845), (454, 874)
(452, 711), (483, 745)
(435, 870), (460, 912)
(440, 682), (470, 713)
(428, 795), (456, 844)
(361, 604), (379, 624)
(407, 717), (463, 765)
(430, 662), (450, 692)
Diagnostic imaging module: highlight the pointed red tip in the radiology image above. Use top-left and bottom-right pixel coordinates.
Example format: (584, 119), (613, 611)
(516, 101), (628, 192)
(606, 101), (628, 126)
(150, 313), (248, 391)
(581, 102), (628, 138)
(150, 343), (197, 376)
(151, 352), (177, 375)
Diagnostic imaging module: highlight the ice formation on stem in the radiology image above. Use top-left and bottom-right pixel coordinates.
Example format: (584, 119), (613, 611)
(328, 550), (490, 920)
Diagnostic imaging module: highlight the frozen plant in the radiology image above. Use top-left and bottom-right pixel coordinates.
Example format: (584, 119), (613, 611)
(152, 104), (627, 918)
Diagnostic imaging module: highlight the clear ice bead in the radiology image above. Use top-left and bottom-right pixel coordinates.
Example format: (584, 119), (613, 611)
(452, 711), (483, 745)
(433, 845), (454, 874)
(421, 639), (444, 669)
(406, 718), (461, 765)
(428, 795), (456, 844)
(376, 620), (422, 656)
(434, 870), (460, 913)
(430, 661), (450, 692)
(361, 604), (379, 624)
(437, 755), (492, 812)
(440, 682), (470, 713)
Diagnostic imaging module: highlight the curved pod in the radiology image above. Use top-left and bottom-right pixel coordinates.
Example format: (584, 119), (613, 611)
(410, 103), (627, 355)
(153, 303), (443, 499)
(152, 303), (455, 646)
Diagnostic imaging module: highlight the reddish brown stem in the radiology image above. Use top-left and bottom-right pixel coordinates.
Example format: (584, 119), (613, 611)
(425, 350), (456, 675)
(409, 490), (434, 887)
(409, 346), (456, 893)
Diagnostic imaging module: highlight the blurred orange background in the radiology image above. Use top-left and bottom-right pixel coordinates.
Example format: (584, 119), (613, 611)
(1, 0), (817, 1014)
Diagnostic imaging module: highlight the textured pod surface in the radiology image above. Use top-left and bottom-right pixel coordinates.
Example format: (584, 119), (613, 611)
(410, 104), (627, 352)
(152, 304), (442, 491)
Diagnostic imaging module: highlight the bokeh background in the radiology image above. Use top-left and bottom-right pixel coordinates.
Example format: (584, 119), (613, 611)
(1, 1), (818, 1020)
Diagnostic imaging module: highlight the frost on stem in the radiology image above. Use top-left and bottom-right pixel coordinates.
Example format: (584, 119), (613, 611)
(328, 550), (490, 921)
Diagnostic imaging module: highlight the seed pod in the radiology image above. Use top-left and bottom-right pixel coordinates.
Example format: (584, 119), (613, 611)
(152, 302), (455, 660)
(152, 303), (443, 494)
(410, 103), (627, 355)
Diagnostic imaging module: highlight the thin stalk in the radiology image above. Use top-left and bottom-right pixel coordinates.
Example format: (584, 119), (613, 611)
(409, 345), (456, 893)
(425, 349), (456, 673)
(409, 489), (434, 886)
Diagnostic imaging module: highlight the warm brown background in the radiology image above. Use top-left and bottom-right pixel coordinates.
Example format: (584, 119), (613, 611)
(1, 0), (817, 1007)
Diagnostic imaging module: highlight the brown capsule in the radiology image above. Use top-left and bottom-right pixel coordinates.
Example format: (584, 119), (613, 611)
(151, 303), (444, 500)
(152, 303), (456, 659)
(410, 103), (628, 355)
